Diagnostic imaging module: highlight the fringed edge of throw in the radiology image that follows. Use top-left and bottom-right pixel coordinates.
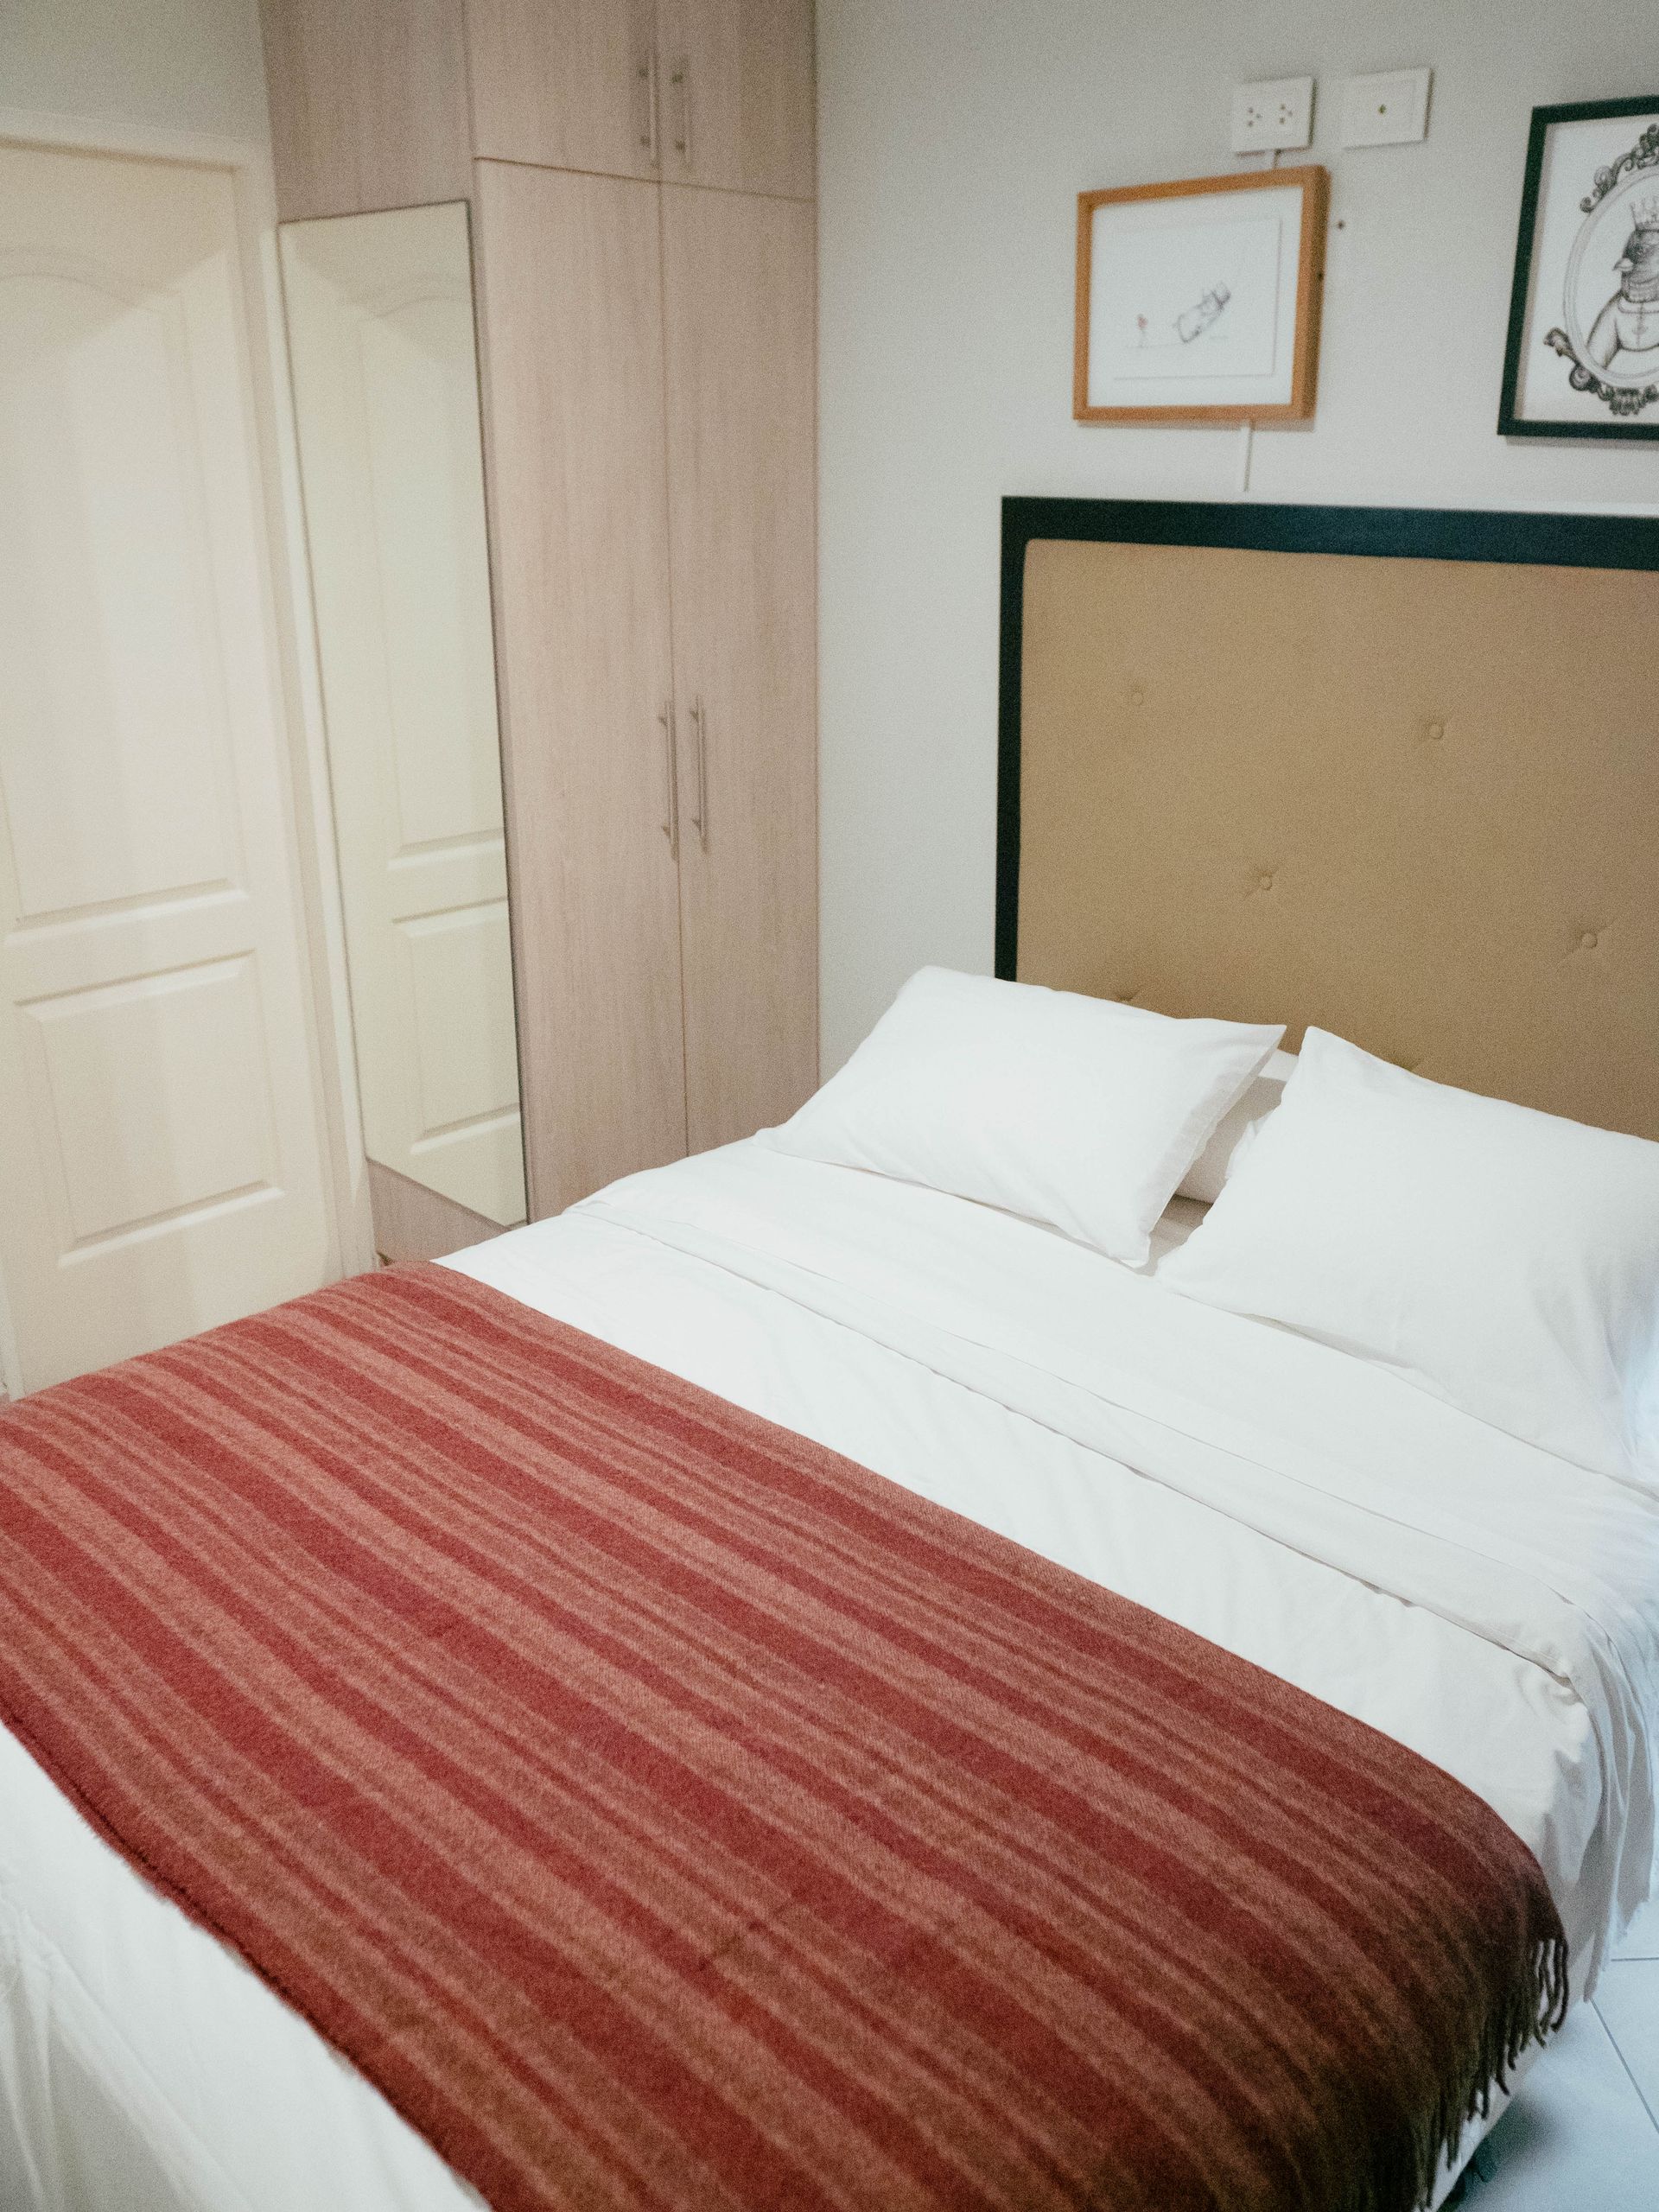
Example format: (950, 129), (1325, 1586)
(1347, 1926), (1571, 2212)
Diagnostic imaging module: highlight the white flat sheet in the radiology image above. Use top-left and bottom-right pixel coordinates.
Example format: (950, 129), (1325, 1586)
(3, 1141), (1656, 2212)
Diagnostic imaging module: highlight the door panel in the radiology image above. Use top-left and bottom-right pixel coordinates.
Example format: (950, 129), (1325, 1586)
(281, 202), (524, 1230)
(23, 959), (276, 1245)
(656, 0), (815, 200)
(474, 162), (687, 1213)
(662, 186), (817, 1152)
(467, 0), (660, 181)
(0, 143), (336, 1389)
(2, 273), (234, 916)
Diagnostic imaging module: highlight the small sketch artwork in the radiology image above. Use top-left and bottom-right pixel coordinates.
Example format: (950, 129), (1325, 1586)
(1175, 283), (1231, 343)
(1131, 283), (1232, 347)
(1077, 169), (1322, 421)
(1092, 215), (1282, 386)
(1543, 123), (1659, 418)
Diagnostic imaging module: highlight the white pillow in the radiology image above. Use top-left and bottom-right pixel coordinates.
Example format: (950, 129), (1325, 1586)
(764, 968), (1282, 1266)
(1159, 1027), (1659, 1482)
(1178, 1047), (1297, 1203)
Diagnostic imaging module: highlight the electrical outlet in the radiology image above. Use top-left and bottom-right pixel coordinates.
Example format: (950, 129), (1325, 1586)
(1230, 76), (1314, 155)
(1340, 67), (1432, 148)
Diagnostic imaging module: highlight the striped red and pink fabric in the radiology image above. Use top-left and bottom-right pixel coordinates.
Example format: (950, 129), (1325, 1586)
(0, 1263), (1565, 2212)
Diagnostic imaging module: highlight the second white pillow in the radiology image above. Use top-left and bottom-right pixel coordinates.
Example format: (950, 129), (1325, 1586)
(765, 968), (1282, 1265)
(1158, 1027), (1659, 1482)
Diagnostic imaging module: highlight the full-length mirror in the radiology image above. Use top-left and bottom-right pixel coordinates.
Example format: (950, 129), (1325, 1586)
(281, 202), (525, 1253)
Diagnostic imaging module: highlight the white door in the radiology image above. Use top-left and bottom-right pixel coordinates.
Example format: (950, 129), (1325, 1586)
(0, 140), (339, 1390)
(281, 203), (525, 1228)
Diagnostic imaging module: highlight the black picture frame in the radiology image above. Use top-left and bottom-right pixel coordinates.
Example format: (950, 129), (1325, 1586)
(995, 497), (1659, 979)
(1497, 95), (1659, 442)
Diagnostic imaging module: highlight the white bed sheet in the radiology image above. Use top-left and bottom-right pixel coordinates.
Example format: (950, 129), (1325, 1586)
(3, 1140), (1656, 2212)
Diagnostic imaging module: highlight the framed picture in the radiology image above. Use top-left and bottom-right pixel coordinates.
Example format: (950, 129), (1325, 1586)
(1499, 96), (1659, 439)
(1073, 167), (1328, 424)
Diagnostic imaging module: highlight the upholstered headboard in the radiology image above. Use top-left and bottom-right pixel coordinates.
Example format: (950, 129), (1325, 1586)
(996, 501), (1659, 1141)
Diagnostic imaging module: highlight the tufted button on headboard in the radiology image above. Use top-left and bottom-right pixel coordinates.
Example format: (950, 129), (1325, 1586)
(1006, 521), (1659, 1141)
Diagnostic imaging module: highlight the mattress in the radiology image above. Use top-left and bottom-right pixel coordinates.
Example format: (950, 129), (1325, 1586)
(3, 1139), (1656, 2212)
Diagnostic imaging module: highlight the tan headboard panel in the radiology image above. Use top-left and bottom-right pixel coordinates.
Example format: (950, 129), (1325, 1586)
(1012, 528), (1659, 1140)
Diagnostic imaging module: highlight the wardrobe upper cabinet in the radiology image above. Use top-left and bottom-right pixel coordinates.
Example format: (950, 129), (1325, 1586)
(259, 0), (472, 219)
(656, 0), (816, 199)
(467, 0), (815, 199)
(467, 0), (661, 180)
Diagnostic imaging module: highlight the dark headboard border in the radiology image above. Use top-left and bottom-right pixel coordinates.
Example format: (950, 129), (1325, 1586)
(995, 499), (1659, 980)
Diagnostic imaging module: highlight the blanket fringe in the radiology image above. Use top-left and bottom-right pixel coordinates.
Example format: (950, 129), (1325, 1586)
(1362, 1926), (1571, 2212)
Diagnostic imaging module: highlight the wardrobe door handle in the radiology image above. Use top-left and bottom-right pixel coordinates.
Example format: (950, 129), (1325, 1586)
(639, 48), (660, 167)
(658, 702), (678, 857)
(690, 697), (708, 847)
(670, 60), (692, 170)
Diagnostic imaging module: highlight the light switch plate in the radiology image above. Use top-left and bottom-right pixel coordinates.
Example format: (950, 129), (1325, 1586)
(1341, 67), (1432, 148)
(1230, 76), (1314, 155)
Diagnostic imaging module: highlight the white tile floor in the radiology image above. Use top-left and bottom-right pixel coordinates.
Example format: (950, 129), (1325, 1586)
(1457, 1896), (1659, 2208)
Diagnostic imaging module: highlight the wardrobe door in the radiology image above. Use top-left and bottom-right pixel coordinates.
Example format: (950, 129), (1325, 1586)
(663, 187), (817, 1154)
(474, 162), (688, 1214)
(467, 0), (662, 181)
(655, 0), (816, 200)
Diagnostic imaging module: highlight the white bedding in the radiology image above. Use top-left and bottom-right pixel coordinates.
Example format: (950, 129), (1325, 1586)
(3, 1140), (1656, 2212)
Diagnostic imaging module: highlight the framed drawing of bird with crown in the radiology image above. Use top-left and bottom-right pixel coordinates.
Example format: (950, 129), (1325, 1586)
(1500, 95), (1659, 439)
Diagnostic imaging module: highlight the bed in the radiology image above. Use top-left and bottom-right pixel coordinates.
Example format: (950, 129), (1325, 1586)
(3, 499), (1658, 2212)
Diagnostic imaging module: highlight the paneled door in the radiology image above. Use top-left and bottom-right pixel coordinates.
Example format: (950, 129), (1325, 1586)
(0, 141), (338, 1390)
(663, 186), (817, 1152)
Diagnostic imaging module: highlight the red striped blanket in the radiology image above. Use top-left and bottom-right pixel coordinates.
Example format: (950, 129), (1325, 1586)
(0, 1264), (1565, 2212)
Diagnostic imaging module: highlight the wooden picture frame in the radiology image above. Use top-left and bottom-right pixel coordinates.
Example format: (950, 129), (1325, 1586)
(1073, 168), (1328, 424)
(1497, 96), (1659, 442)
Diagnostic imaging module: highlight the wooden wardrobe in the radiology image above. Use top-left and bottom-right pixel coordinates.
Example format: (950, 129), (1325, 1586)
(260, 0), (818, 1217)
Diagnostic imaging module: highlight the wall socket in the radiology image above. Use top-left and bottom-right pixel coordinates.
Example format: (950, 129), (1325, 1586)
(1230, 76), (1314, 155)
(1340, 67), (1432, 148)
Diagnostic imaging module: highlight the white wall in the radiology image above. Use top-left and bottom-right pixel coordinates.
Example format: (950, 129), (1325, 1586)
(0, 0), (270, 139)
(817, 0), (1659, 1070)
